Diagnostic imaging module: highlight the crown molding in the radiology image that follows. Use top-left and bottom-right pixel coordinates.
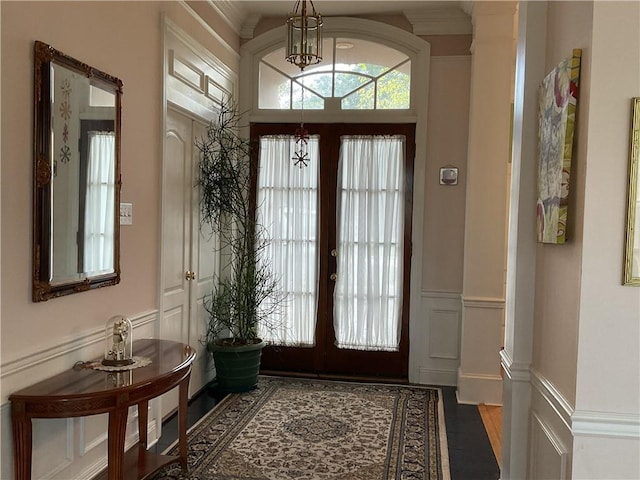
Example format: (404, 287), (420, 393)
(240, 13), (263, 39)
(404, 6), (472, 35)
(207, 1), (262, 39)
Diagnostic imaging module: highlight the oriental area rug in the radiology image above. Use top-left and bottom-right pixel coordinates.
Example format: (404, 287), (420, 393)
(152, 376), (451, 480)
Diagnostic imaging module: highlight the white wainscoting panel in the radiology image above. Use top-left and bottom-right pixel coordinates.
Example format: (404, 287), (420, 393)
(530, 412), (569, 480)
(31, 418), (73, 480)
(0, 311), (159, 480)
(529, 369), (573, 480)
(414, 291), (461, 386)
(500, 349), (532, 479)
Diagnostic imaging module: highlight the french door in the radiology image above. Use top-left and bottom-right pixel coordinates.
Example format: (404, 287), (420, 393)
(251, 123), (415, 379)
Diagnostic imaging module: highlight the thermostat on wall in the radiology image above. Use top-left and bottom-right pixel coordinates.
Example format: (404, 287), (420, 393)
(439, 166), (458, 185)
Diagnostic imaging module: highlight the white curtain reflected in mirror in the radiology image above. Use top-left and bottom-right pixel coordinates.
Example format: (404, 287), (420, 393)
(84, 131), (116, 276)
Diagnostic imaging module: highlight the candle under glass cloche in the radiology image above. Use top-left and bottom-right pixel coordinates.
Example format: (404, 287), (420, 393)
(102, 315), (134, 367)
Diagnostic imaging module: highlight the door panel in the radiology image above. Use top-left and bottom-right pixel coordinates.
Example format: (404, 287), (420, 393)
(162, 111), (191, 347)
(252, 123), (414, 379)
(326, 133), (411, 377)
(162, 109), (216, 413)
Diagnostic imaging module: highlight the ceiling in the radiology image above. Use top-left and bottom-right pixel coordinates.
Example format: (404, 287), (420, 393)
(224, 1), (463, 18)
(209, 0), (472, 37)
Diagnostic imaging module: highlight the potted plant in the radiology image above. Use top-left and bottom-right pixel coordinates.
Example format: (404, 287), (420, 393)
(196, 99), (283, 393)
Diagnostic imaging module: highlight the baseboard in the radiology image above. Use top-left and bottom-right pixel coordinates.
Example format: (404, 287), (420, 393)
(456, 368), (503, 405)
(418, 367), (458, 386)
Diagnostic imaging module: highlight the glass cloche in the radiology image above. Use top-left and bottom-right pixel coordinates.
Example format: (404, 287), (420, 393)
(102, 315), (134, 367)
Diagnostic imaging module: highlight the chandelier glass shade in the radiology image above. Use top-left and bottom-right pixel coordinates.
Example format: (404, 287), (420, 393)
(286, 0), (323, 71)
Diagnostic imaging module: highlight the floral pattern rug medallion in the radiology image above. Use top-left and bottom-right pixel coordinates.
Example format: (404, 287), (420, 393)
(152, 376), (450, 480)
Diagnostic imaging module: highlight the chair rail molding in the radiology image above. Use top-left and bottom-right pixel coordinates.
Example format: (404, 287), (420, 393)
(531, 368), (574, 431)
(1, 310), (158, 394)
(461, 294), (505, 309)
(500, 347), (531, 383)
(572, 410), (640, 439)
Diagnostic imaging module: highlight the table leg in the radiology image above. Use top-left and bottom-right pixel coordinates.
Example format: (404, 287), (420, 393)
(11, 403), (32, 480)
(107, 405), (129, 480)
(138, 400), (149, 448)
(178, 373), (191, 471)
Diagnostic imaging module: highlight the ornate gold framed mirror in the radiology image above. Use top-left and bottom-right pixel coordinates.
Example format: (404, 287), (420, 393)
(623, 97), (640, 285)
(33, 41), (122, 301)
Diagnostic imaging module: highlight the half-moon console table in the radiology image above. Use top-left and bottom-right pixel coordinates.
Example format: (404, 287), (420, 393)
(9, 339), (195, 480)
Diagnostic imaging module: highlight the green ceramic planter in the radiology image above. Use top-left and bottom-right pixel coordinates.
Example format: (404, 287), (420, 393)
(210, 339), (265, 393)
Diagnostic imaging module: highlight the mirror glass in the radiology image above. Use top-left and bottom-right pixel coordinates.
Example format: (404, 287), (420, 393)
(33, 41), (122, 301)
(624, 97), (640, 285)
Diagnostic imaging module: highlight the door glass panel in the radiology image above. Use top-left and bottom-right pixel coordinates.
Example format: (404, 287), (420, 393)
(299, 72), (334, 98)
(333, 135), (405, 351)
(292, 82), (324, 110)
(335, 38), (407, 70)
(334, 72), (372, 98)
(377, 68), (411, 109)
(258, 37), (410, 111)
(259, 64), (290, 109)
(342, 83), (375, 110)
(257, 135), (320, 346)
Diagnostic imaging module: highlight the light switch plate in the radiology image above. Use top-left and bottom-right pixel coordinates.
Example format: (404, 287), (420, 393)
(120, 203), (133, 225)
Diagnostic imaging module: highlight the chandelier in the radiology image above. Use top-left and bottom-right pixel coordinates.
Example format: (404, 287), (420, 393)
(285, 0), (323, 71)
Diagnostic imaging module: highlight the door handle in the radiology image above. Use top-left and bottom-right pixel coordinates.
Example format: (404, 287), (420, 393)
(330, 249), (338, 257)
(185, 271), (196, 281)
(330, 273), (337, 282)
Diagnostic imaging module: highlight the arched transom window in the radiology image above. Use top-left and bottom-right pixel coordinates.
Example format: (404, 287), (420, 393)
(258, 37), (411, 111)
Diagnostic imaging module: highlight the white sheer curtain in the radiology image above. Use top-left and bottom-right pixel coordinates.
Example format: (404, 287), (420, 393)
(257, 135), (319, 346)
(334, 135), (405, 351)
(84, 131), (115, 275)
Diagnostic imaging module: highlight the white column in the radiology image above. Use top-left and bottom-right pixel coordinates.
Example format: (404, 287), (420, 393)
(457, 1), (517, 405)
(501, 2), (547, 478)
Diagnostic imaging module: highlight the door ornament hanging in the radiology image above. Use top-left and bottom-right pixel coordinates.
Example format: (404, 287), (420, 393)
(285, 0), (322, 167)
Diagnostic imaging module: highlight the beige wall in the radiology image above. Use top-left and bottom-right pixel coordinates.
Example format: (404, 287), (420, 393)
(423, 56), (470, 293)
(0, 0), (238, 383)
(532, 0), (593, 407)
(574, 0), (640, 416)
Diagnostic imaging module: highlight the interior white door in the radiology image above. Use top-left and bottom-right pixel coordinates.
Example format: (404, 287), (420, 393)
(161, 108), (216, 418)
(162, 109), (191, 347)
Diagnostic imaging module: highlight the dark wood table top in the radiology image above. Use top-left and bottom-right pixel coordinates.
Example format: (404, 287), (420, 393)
(9, 339), (195, 404)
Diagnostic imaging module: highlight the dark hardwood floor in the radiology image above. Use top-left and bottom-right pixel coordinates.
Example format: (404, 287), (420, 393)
(152, 381), (500, 480)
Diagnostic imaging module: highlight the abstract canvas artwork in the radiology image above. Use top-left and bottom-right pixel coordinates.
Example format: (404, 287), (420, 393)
(537, 49), (582, 244)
